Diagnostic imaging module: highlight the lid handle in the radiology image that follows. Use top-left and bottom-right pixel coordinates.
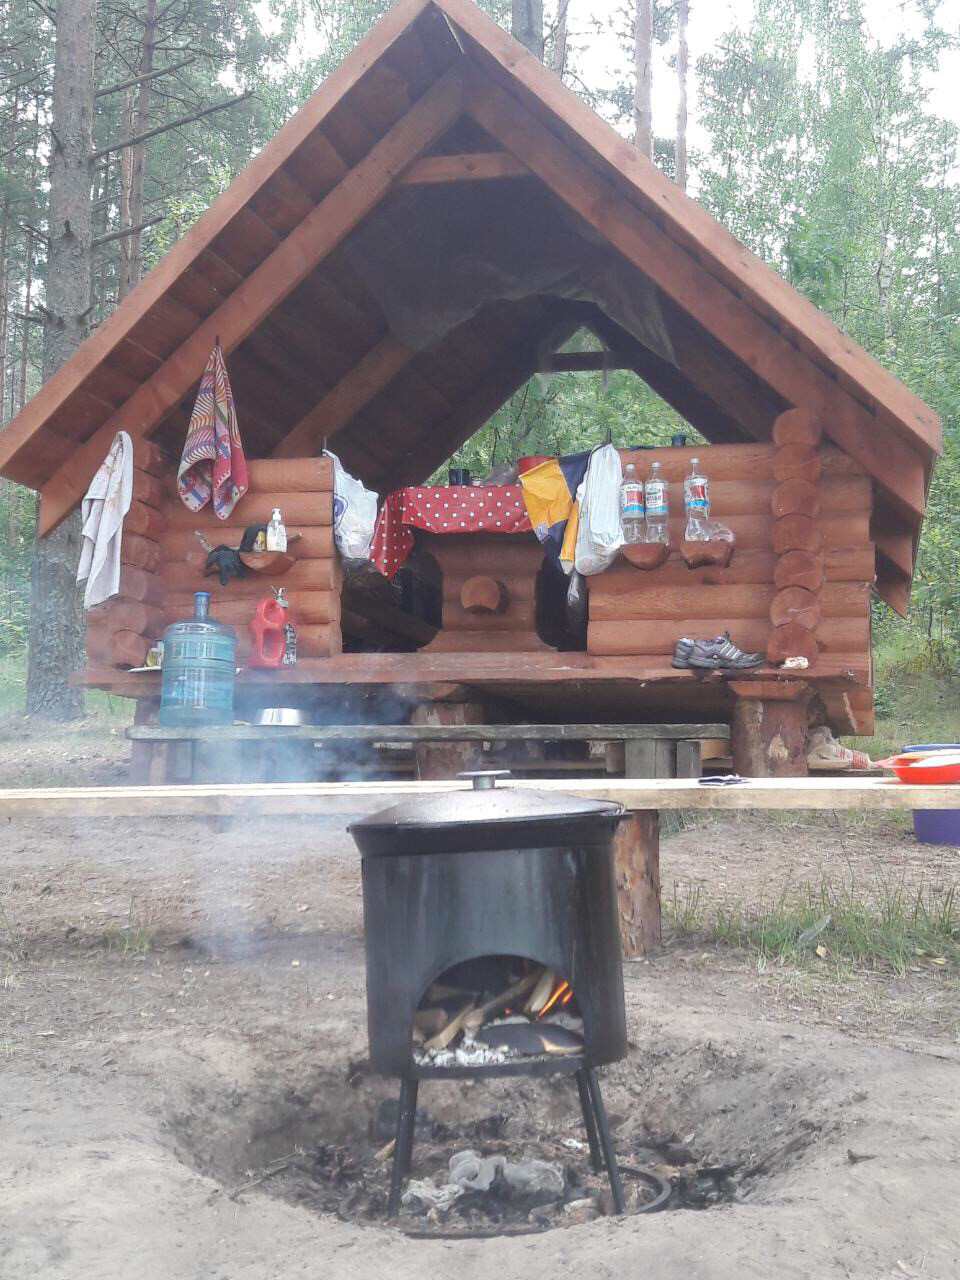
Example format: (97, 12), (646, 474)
(458, 769), (512, 791)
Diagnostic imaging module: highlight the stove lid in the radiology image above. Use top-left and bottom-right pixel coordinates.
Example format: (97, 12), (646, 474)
(349, 772), (623, 833)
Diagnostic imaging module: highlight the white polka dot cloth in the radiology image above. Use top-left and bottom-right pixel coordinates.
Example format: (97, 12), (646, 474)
(371, 485), (532, 579)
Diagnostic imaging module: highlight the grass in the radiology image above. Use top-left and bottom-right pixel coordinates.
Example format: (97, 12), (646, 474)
(0, 653), (131, 724)
(103, 898), (156, 956)
(846, 631), (960, 761)
(665, 877), (960, 976)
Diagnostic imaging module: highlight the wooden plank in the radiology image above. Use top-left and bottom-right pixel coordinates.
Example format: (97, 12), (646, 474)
(399, 151), (530, 182)
(272, 335), (414, 457)
(1, 775), (958, 820)
(462, 66), (929, 523)
(127, 722), (730, 743)
(35, 68), (465, 534)
(0, 0), (436, 486)
(437, 0), (940, 458)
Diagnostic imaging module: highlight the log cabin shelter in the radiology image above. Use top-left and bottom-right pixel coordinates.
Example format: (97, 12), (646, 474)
(0, 0), (942, 752)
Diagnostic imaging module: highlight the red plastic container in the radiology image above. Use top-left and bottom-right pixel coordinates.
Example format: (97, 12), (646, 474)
(247, 596), (288, 668)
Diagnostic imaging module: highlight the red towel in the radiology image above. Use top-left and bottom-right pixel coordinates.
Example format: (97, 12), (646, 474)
(177, 343), (248, 519)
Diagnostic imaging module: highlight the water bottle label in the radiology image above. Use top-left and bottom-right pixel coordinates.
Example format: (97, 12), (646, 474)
(686, 478), (708, 513)
(645, 480), (667, 515)
(687, 496), (708, 513)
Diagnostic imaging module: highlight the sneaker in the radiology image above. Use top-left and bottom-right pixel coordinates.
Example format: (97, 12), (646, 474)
(671, 636), (695, 669)
(807, 726), (872, 771)
(687, 631), (765, 670)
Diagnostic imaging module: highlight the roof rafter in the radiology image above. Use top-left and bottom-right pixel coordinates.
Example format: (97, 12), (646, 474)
(33, 65), (467, 536)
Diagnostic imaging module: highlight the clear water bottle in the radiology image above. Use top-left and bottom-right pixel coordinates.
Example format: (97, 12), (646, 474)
(683, 456), (710, 541)
(620, 462), (645, 544)
(644, 460), (669, 544)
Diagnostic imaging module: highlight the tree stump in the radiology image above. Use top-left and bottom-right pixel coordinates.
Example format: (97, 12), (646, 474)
(729, 683), (812, 777)
(613, 810), (661, 957)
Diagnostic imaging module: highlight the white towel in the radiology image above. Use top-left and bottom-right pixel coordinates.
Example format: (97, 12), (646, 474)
(76, 430), (134, 609)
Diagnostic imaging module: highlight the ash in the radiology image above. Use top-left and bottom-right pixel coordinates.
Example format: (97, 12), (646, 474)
(414, 1032), (510, 1069)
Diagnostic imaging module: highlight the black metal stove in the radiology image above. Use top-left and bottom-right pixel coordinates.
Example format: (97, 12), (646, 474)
(349, 772), (629, 1216)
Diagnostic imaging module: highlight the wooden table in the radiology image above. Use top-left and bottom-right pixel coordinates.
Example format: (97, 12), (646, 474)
(2, 777), (954, 957)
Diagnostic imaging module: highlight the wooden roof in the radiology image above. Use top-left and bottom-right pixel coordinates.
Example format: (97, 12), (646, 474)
(0, 0), (940, 612)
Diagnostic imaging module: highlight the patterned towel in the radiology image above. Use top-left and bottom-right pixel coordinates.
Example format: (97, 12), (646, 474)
(177, 343), (248, 519)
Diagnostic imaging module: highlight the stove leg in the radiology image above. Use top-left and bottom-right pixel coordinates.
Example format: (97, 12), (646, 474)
(387, 1077), (419, 1217)
(583, 1067), (627, 1215)
(575, 1069), (603, 1172)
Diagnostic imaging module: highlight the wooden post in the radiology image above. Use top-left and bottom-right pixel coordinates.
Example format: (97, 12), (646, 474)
(129, 698), (160, 784)
(729, 681), (812, 778)
(613, 811), (661, 957)
(411, 700), (485, 780)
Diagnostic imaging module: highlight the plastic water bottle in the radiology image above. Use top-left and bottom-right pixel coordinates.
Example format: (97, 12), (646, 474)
(683, 457), (710, 541)
(620, 462), (645, 544)
(644, 461), (669, 544)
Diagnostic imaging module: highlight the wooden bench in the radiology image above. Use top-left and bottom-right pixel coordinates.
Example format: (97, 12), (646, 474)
(126, 721), (730, 785)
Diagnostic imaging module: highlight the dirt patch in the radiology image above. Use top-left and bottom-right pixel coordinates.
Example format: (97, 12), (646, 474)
(2, 811), (959, 1277)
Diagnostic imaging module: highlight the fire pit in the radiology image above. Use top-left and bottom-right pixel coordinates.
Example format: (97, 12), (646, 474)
(349, 771), (629, 1217)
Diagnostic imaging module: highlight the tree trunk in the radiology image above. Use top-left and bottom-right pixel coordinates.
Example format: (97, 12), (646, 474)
(634, 0), (653, 157)
(675, 0), (689, 190)
(511, 0), (544, 60)
(551, 0), (570, 77)
(26, 0), (97, 720)
(117, 0), (155, 302)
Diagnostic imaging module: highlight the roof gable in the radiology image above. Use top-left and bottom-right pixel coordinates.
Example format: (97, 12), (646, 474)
(0, 0), (939, 613)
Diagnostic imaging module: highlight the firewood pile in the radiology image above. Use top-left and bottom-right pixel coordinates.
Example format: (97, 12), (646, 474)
(413, 960), (584, 1068)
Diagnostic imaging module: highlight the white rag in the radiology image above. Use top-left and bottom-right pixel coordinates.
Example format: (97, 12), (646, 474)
(76, 431), (134, 609)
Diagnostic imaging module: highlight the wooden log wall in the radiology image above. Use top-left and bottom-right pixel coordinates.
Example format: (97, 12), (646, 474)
(766, 410), (824, 665)
(586, 443), (875, 679)
(418, 533), (551, 653)
(85, 453), (341, 667)
(85, 441), (170, 669)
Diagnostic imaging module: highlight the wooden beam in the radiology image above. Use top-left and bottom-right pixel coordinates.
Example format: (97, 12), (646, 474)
(127, 721), (730, 742)
(0, 0), (436, 485)
(399, 150), (530, 182)
(542, 350), (630, 372)
(462, 65), (928, 524)
(271, 335), (414, 457)
(35, 68), (465, 535)
(0, 776), (957, 820)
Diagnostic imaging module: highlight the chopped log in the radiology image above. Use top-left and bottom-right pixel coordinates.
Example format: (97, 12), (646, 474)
(770, 586), (822, 629)
(589, 581), (863, 623)
(771, 478), (821, 519)
(244, 456), (333, 493)
(730, 693), (811, 777)
(679, 540), (733, 569)
(772, 408), (823, 448)
(88, 601), (166, 636)
(587, 616), (865, 657)
(619, 541), (670, 570)
(773, 549), (825, 592)
(132, 467), (166, 509)
(412, 701), (486, 780)
(460, 575), (509, 613)
(237, 550), (296, 575)
(163, 589), (338, 628)
(773, 515), (822, 554)
(235, 623), (340, 661)
(121, 532), (162, 573)
(117, 565), (164, 605)
(773, 444), (821, 485)
(164, 556), (338, 594)
(163, 491), (334, 529)
(135, 440), (172, 477)
(613, 810), (661, 957)
(125, 498), (167, 541)
(766, 623), (820, 665)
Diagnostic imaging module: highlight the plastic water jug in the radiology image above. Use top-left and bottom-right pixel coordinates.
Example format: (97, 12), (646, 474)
(158, 591), (236, 726)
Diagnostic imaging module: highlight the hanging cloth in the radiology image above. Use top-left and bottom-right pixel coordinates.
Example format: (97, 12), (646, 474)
(177, 342), (248, 519)
(76, 430), (134, 609)
(517, 450), (591, 574)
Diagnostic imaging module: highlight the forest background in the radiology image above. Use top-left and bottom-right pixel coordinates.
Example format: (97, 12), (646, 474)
(0, 0), (958, 717)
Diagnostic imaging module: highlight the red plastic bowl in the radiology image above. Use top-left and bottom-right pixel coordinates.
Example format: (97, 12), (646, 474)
(893, 753), (960, 785)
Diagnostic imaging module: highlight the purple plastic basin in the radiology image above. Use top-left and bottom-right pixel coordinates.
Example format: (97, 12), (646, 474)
(903, 745), (960, 845)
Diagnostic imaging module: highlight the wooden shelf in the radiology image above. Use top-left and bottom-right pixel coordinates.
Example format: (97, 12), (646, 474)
(618, 542), (670, 570)
(237, 549), (296, 574)
(680, 540), (734, 569)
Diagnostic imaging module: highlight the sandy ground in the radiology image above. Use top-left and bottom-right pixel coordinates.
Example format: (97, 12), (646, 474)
(1, 806), (959, 1279)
